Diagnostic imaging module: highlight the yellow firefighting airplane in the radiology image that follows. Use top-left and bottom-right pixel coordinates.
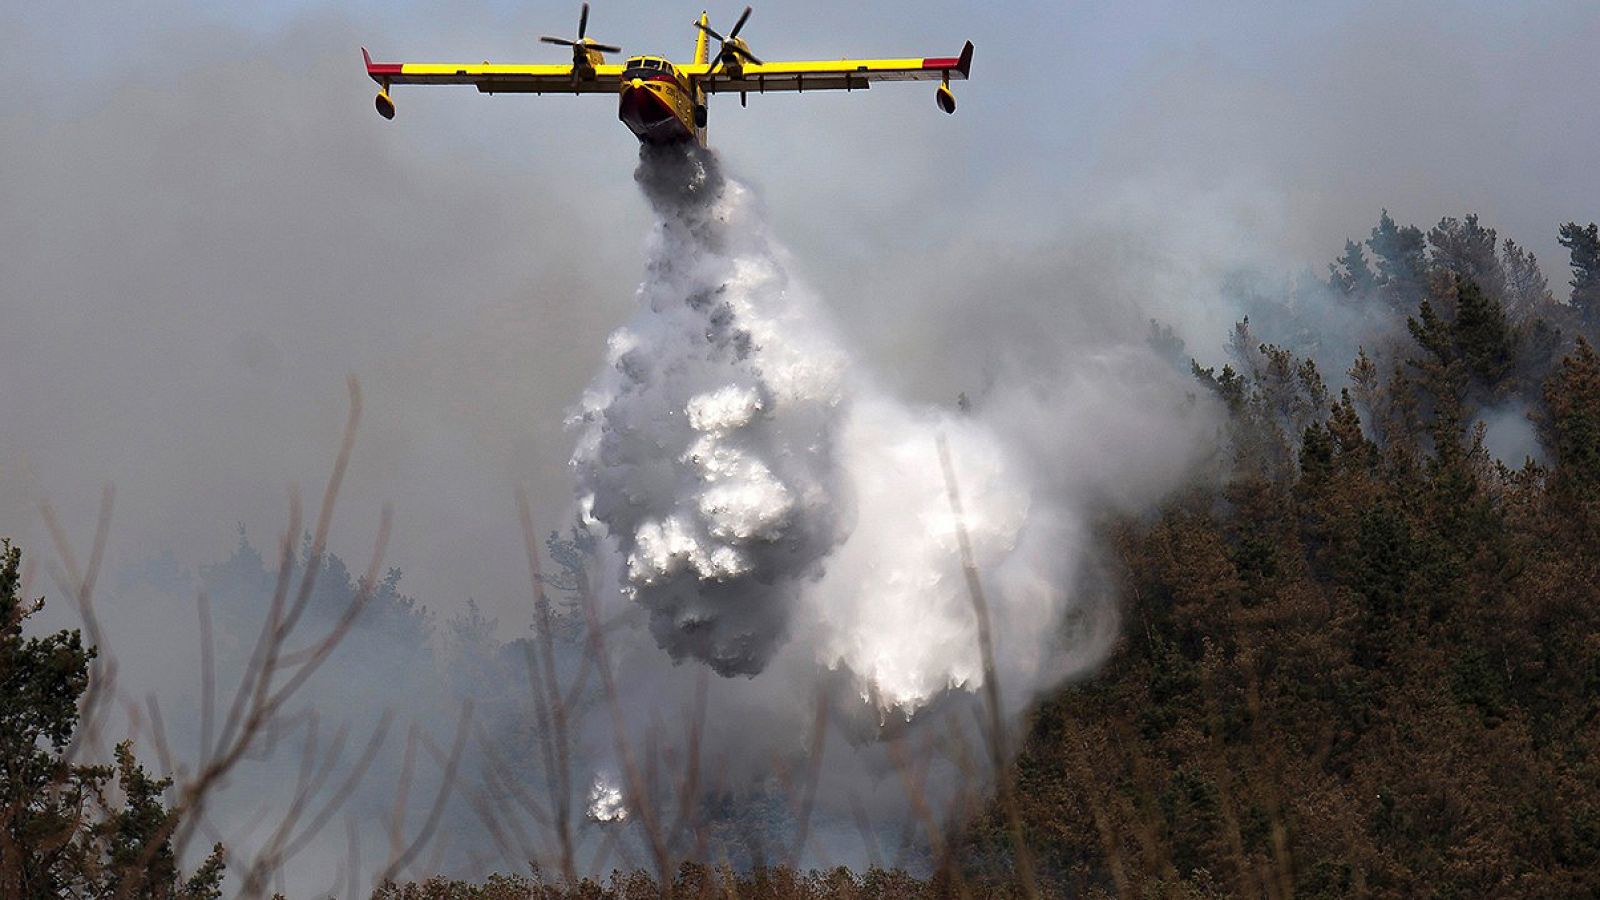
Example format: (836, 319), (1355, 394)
(363, 4), (973, 145)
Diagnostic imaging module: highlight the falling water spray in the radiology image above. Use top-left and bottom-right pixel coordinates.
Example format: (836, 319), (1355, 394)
(570, 144), (1090, 715)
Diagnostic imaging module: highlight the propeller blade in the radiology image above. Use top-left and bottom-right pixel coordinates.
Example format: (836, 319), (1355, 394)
(736, 47), (763, 65)
(728, 6), (752, 39)
(541, 35), (577, 46)
(578, 2), (589, 39)
(588, 42), (622, 54)
(696, 21), (726, 42)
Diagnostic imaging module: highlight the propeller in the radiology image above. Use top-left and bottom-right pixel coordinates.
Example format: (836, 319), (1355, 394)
(541, 3), (621, 55)
(697, 6), (764, 66)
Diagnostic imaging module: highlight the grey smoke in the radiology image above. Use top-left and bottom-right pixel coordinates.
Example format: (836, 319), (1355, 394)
(1479, 404), (1545, 467)
(6, 1), (1599, 892)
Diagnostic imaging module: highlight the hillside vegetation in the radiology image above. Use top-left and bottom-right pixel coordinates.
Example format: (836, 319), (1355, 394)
(5, 212), (1600, 898)
(963, 214), (1600, 898)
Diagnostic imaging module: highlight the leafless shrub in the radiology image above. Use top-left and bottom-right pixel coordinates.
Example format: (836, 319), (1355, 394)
(22, 382), (1057, 898)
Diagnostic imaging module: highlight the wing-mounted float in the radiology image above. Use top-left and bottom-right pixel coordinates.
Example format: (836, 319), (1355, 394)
(362, 4), (973, 145)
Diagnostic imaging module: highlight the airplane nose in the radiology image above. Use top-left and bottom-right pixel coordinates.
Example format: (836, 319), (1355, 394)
(631, 77), (644, 88)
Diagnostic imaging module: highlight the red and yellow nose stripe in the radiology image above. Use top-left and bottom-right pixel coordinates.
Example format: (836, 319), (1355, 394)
(618, 77), (695, 144)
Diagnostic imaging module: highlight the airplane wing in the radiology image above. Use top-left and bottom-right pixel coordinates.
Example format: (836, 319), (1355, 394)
(364, 48), (624, 94)
(690, 41), (972, 94)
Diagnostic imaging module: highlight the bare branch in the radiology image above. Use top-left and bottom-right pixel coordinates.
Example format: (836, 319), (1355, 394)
(197, 592), (217, 769)
(41, 486), (116, 765)
(518, 489), (577, 881)
(785, 686), (830, 869)
(937, 432), (1039, 899)
(376, 702), (474, 886)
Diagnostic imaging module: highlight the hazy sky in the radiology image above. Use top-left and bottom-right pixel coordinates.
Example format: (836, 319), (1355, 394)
(4, 0), (1598, 625)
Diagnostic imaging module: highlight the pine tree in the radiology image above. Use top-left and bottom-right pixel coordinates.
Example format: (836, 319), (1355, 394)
(1329, 239), (1378, 297)
(1501, 238), (1553, 320)
(0, 540), (94, 895)
(0, 542), (224, 898)
(1146, 318), (1189, 370)
(1541, 338), (1600, 511)
(1453, 277), (1517, 392)
(1368, 210), (1429, 312)
(1347, 347), (1384, 444)
(1558, 222), (1600, 325)
(1428, 214), (1505, 302)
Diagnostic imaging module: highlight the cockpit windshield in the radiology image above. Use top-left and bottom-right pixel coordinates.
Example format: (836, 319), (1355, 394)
(623, 57), (676, 81)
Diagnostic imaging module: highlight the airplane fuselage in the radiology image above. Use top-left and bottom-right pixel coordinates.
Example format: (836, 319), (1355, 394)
(617, 57), (703, 145)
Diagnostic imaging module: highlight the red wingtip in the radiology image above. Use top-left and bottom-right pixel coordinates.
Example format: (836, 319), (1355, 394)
(363, 48), (402, 83)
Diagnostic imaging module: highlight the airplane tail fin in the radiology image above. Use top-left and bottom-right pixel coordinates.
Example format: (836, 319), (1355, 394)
(693, 11), (710, 65)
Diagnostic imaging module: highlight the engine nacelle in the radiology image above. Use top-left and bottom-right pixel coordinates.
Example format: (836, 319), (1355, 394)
(375, 89), (396, 120)
(935, 82), (956, 115)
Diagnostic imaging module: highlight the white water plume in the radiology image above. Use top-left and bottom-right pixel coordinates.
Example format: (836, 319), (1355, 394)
(587, 774), (629, 823)
(569, 145), (847, 679)
(569, 144), (1213, 715)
